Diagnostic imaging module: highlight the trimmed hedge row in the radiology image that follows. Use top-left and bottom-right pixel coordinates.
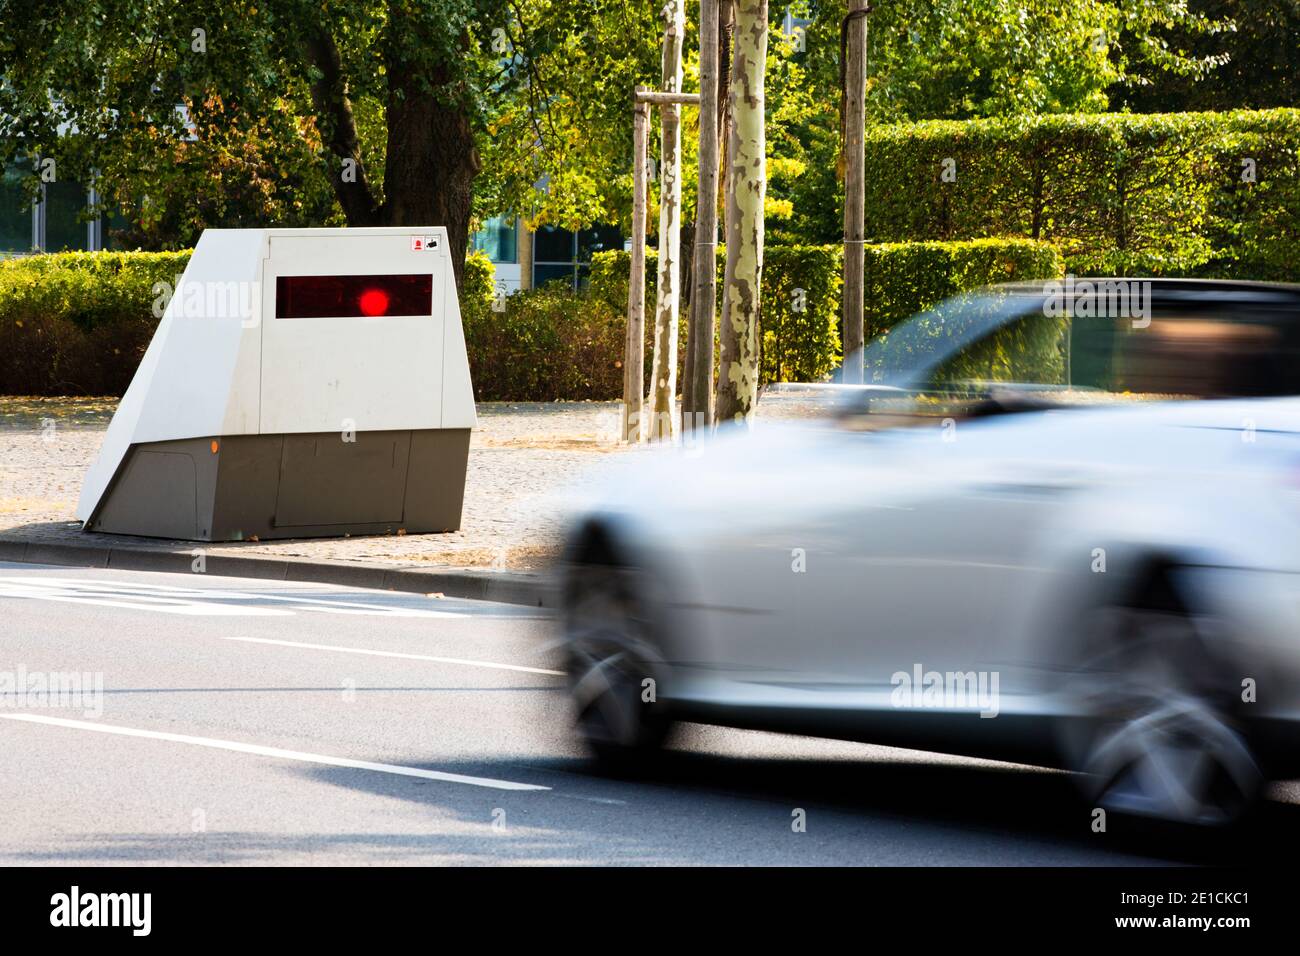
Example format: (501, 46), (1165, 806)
(1, 241), (1060, 398)
(864, 109), (1300, 280)
(0, 251), (191, 395)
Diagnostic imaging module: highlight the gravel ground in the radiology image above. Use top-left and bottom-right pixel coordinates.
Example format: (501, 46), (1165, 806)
(0, 399), (634, 571)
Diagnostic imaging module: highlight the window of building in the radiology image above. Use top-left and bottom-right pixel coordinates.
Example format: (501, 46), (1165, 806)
(576, 224), (622, 286)
(43, 178), (92, 251)
(533, 223), (623, 291)
(471, 215), (519, 263)
(0, 161), (32, 256)
(0, 160), (114, 255)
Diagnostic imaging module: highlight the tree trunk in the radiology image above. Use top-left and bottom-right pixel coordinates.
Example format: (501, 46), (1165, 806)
(648, 0), (686, 443)
(684, 0), (722, 436)
(681, 214), (696, 428)
(841, 0), (868, 384)
(383, 69), (481, 292)
(718, 0), (734, 166)
(715, 0), (767, 425)
(624, 92), (651, 444)
(715, 0), (736, 411)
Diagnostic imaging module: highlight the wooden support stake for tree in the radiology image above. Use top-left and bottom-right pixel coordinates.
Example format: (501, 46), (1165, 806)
(684, 0), (721, 436)
(841, 0), (869, 384)
(635, 90), (700, 106)
(623, 86), (650, 444)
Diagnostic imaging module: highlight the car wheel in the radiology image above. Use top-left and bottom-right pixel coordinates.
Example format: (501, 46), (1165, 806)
(1067, 588), (1262, 829)
(562, 561), (672, 767)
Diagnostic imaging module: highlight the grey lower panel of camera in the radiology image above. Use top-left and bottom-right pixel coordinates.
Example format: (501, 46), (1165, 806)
(85, 429), (471, 542)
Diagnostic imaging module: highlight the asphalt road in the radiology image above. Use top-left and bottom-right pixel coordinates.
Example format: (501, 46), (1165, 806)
(1, 560), (1296, 866)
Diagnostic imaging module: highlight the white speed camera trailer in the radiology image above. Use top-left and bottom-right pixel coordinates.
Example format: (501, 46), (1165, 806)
(77, 227), (476, 541)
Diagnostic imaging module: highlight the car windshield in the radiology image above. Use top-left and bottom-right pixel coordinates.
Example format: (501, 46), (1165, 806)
(859, 283), (1300, 409)
(863, 290), (1042, 388)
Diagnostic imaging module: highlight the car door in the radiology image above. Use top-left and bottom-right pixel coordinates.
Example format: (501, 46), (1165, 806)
(673, 425), (1040, 711)
(683, 309), (1081, 712)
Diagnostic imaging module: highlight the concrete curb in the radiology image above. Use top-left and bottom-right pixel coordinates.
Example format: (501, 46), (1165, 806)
(0, 535), (554, 608)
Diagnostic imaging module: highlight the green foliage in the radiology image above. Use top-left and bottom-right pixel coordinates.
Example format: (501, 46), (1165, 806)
(862, 109), (1300, 280)
(1116, 0), (1300, 113)
(0, 247), (619, 401)
(585, 247), (667, 395)
(3, 242), (1060, 397)
(592, 239), (1061, 385)
(462, 246), (629, 400)
(788, 0), (1224, 124)
(0, 0), (663, 256)
(864, 239), (1063, 335)
(473, 3), (662, 233)
(0, 0), (1250, 259)
(589, 247), (659, 315)
(462, 283), (626, 401)
(941, 309), (1067, 388)
(1201, 111), (1300, 280)
(874, 291), (1068, 387)
(0, 251), (191, 393)
(461, 249), (497, 313)
(767, 0), (1234, 246)
(0, 1), (342, 249)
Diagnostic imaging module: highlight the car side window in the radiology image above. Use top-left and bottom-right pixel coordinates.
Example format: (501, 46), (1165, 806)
(926, 302), (1300, 403)
(1078, 306), (1299, 399)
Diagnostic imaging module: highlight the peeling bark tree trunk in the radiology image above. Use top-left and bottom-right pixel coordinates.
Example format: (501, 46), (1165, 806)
(684, 0), (721, 436)
(648, 0), (686, 443)
(715, 0), (735, 407)
(715, 0), (767, 425)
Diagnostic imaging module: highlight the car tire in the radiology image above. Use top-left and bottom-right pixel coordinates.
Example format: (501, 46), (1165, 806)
(561, 559), (673, 769)
(1064, 573), (1263, 832)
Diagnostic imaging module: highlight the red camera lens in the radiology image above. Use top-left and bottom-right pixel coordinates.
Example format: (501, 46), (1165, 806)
(276, 274), (432, 319)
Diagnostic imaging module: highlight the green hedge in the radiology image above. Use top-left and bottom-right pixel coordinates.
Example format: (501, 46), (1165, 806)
(1, 241), (1059, 398)
(463, 289), (626, 402)
(459, 249), (632, 401)
(0, 251), (191, 394)
(862, 239), (1062, 333)
(864, 109), (1300, 280)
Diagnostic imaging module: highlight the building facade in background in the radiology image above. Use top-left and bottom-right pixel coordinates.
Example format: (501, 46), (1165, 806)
(3, 162), (620, 285)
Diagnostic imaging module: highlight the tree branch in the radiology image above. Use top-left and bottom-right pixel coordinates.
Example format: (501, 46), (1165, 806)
(304, 25), (381, 225)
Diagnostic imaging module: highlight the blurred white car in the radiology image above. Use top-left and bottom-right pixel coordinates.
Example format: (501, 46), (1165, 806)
(559, 280), (1300, 828)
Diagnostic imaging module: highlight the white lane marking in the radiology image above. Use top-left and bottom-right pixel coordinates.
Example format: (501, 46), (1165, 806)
(0, 577), (466, 619)
(222, 635), (565, 677)
(0, 581), (291, 616)
(0, 713), (550, 792)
